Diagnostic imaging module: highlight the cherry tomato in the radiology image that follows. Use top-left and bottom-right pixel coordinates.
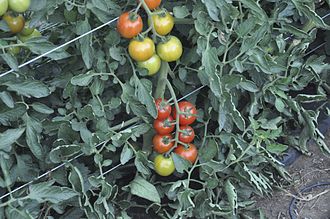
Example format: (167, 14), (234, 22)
(172, 101), (197, 125)
(154, 154), (175, 176)
(8, 43), (20, 55)
(137, 54), (161, 76)
(149, 10), (174, 36)
(141, 0), (161, 10)
(155, 98), (171, 120)
(0, 0), (8, 16)
(18, 29), (41, 42)
(157, 36), (183, 62)
(153, 134), (174, 153)
(8, 0), (30, 13)
(174, 143), (198, 164)
(117, 11), (143, 39)
(20, 21), (34, 36)
(128, 37), (155, 62)
(3, 14), (25, 33)
(153, 116), (175, 135)
(178, 126), (195, 143)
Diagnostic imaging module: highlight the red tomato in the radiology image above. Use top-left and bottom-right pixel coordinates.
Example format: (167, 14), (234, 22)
(153, 116), (175, 135)
(172, 101), (197, 125)
(143, 0), (161, 10)
(174, 143), (198, 164)
(178, 126), (195, 143)
(117, 11), (143, 39)
(155, 98), (171, 120)
(153, 134), (174, 153)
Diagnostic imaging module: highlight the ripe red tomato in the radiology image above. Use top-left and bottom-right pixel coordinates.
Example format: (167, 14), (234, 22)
(8, 0), (30, 13)
(142, 0), (161, 10)
(128, 37), (155, 61)
(3, 14), (25, 33)
(153, 116), (175, 135)
(153, 134), (174, 153)
(117, 11), (143, 39)
(172, 101), (197, 125)
(155, 98), (171, 120)
(174, 143), (198, 164)
(178, 126), (195, 143)
(154, 154), (175, 176)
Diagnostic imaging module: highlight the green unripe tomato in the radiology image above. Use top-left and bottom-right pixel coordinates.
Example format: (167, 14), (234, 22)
(20, 21), (34, 36)
(8, 44), (20, 55)
(64, 9), (78, 23)
(0, 0), (8, 16)
(18, 29), (41, 42)
(154, 154), (175, 176)
(137, 54), (161, 76)
(8, 0), (30, 13)
(157, 36), (183, 62)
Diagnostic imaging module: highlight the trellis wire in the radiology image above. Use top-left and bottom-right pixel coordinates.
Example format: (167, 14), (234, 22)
(0, 10), (329, 202)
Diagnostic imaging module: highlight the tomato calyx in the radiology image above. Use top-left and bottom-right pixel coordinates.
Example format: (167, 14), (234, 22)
(128, 12), (140, 22)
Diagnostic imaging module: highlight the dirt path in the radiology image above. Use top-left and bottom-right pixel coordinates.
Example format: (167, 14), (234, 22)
(256, 130), (330, 219)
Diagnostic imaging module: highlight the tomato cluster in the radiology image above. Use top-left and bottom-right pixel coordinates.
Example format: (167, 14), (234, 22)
(116, 0), (183, 76)
(152, 98), (198, 176)
(0, 0), (41, 53)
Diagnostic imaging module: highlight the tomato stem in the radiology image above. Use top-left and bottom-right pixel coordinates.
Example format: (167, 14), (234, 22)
(140, 0), (158, 42)
(154, 61), (169, 99)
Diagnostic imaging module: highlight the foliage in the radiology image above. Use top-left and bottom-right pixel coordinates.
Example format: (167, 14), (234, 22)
(0, 0), (329, 218)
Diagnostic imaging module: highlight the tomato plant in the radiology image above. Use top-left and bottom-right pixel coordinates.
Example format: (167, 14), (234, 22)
(155, 98), (171, 120)
(0, 0), (8, 16)
(117, 11), (143, 39)
(17, 29), (41, 42)
(174, 143), (198, 164)
(173, 101), (197, 125)
(178, 125), (195, 143)
(137, 54), (161, 76)
(3, 14), (25, 33)
(128, 37), (155, 61)
(149, 10), (174, 36)
(8, 0), (30, 13)
(153, 154), (175, 176)
(153, 116), (175, 135)
(153, 134), (174, 153)
(156, 35), (183, 62)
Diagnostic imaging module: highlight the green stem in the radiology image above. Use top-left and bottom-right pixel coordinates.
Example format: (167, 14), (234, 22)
(140, 0), (158, 42)
(0, 196), (29, 208)
(154, 61), (169, 99)
(109, 117), (141, 131)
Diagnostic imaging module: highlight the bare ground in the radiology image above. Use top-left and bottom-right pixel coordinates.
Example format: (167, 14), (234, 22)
(255, 130), (330, 219)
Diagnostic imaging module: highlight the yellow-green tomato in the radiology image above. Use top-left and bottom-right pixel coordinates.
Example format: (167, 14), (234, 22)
(8, 0), (30, 13)
(20, 21), (34, 36)
(149, 10), (174, 36)
(157, 36), (183, 62)
(154, 154), (175, 176)
(8, 44), (20, 55)
(128, 37), (155, 62)
(137, 54), (161, 76)
(0, 0), (8, 16)
(18, 29), (41, 42)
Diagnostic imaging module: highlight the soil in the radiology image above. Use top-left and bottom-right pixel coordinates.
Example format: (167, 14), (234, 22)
(255, 130), (330, 219)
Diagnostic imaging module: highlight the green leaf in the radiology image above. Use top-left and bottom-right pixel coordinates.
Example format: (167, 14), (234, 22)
(239, 80), (259, 92)
(28, 180), (78, 203)
(275, 97), (285, 112)
(120, 144), (133, 165)
(224, 179), (238, 215)
(1, 53), (18, 71)
(0, 104), (27, 126)
(240, 0), (268, 20)
(199, 138), (218, 163)
(266, 143), (288, 155)
(31, 102), (54, 114)
(204, 0), (220, 21)
(134, 151), (151, 175)
(71, 71), (95, 86)
(0, 91), (14, 108)
(24, 114), (44, 160)
(135, 78), (157, 118)
(77, 19), (94, 68)
(172, 153), (191, 173)
(173, 6), (190, 18)
(25, 38), (70, 60)
(5, 80), (50, 98)
(49, 144), (81, 163)
(129, 175), (160, 203)
(280, 24), (310, 38)
(0, 128), (25, 150)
